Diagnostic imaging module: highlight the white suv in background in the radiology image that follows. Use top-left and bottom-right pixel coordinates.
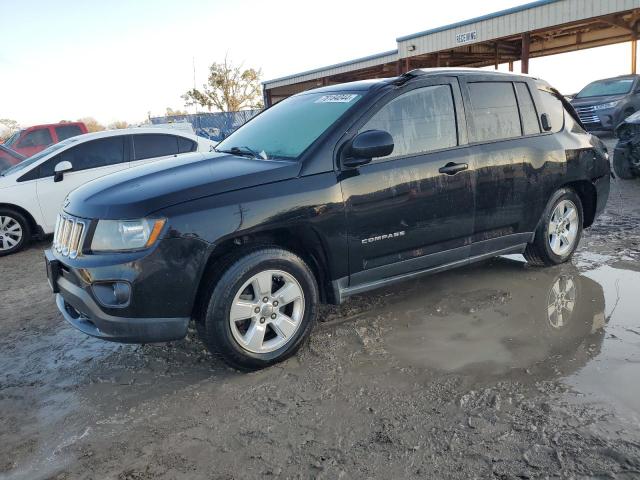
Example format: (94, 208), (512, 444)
(0, 128), (215, 256)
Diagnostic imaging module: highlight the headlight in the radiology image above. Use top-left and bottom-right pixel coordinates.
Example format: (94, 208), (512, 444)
(593, 101), (619, 111)
(90, 218), (166, 252)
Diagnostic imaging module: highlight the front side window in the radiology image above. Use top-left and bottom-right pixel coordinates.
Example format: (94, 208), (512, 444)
(55, 124), (83, 141)
(216, 92), (363, 160)
(361, 85), (457, 160)
(467, 82), (521, 142)
(18, 128), (53, 148)
(576, 78), (634, 98)
(133, 134), (179, 160)
(40, 136), (125, 177)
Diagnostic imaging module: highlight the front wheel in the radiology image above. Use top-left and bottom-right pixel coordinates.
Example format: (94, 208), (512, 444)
(524, 188), (583, 267)
(0, 209), (31, 257)
(198, 248), (319, 370)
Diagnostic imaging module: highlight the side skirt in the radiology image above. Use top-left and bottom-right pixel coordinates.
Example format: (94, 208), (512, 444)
(331, 243), (528, 304)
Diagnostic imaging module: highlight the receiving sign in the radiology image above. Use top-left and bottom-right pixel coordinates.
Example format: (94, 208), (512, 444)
(456, 31), (478, 44)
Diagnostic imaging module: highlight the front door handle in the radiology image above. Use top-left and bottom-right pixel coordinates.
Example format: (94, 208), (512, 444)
(438, 162), (468, 175)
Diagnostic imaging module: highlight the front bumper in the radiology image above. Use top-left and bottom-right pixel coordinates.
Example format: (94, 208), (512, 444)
(46, 248), (191, 343)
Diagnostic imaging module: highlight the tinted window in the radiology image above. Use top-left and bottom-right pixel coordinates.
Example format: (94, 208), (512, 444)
(177, 136), (197, 153)
(18, 128), (53, 147)
(515, 82), (540, 135)
(361, 85), (457, 159)
(133, 134), (179, 160)
(537, 90), (564, 133)
(55, 124), (83, 141)
(467, 82), (521, 142)
(40, 136), (125, 177)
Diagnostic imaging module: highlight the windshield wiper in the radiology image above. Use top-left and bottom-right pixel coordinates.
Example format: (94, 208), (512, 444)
(216, 145), (265, 160)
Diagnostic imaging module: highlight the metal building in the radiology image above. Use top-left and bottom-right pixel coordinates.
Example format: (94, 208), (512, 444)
(263, 0), (640, 106)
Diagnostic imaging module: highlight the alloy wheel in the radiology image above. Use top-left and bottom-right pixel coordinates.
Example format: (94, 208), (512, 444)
(547, 275), (576, 329)
(0, 216), (23, 251)
(548, 199), (578, 256)
(229, 269), (305, 354)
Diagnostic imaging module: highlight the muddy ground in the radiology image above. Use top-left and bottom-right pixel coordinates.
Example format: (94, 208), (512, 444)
(1, 137), (640, 479)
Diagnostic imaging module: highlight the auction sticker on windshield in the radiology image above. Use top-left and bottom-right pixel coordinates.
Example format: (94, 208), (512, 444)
(315, 94), (359, 103)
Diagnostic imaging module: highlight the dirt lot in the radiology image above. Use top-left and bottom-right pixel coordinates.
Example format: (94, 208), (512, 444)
(2, 137), (640, 479)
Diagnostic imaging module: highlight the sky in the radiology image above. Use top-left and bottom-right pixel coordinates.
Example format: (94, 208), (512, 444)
(0, 0), (636, 127)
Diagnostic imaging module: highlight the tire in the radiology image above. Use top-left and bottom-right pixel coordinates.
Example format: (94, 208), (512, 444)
(524, 188), (583, 267)
(613, 147), (635, 179)
(198, 247), (318, 371)
(0, 209), (31, 257)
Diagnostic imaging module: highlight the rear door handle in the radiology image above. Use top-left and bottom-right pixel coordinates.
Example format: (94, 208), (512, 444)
(438, 162), (468, 175)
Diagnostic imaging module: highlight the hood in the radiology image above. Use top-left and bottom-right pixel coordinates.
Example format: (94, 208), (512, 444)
(65, 152), (301, 219)
(570, 94), (626, 107)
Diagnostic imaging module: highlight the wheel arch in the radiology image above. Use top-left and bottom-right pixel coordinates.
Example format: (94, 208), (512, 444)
(561, 180), (597, 228)
(191, 226), (336, 321)
(0, 203), (43, 238)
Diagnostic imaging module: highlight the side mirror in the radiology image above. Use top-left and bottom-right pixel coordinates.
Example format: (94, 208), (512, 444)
(343, 130), (394, 168)
(54, 160), (73, 182)
(540, 113), (552, 132)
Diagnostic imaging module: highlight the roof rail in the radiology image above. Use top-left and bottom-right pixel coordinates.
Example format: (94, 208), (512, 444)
(391, 69), (428, 86)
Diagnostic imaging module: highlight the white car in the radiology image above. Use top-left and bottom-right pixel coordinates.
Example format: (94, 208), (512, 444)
(0, 128), (215, 256)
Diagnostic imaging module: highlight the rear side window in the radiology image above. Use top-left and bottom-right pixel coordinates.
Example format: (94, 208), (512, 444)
(514, 83), (541, 136)
(537, 90), (564, 133)
(55, 124), (83, 141)
(133, 134), (179, 160)
(177, 136), (197, 153)
(467, 82), (521, 142)
(361, 84), (458, 159)
(18, 128), (53, 148)
(40, 136), (126, 177)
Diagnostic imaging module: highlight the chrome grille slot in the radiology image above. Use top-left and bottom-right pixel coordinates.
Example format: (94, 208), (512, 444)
(575, 105), (600, 124)
(52, 214), (87, 258)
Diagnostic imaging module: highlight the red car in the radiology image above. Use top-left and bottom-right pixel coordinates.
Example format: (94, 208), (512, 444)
(3, 122), (88, 157)
(0, 144), (25, 171)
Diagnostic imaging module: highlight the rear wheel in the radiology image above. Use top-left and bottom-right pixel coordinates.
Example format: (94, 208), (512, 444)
(524, 188), (583, 267)
(0, 209), (31, 257)
(198, 247), (318, 370)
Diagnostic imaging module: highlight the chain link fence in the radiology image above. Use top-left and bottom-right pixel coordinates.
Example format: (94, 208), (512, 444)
(149, 110), (261, 142)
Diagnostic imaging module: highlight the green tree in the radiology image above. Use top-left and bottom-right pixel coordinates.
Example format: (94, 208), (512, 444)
(0, 119), (19, 142)
(182, 57), (263, 112)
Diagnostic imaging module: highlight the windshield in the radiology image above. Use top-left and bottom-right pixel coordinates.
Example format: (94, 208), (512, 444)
(576, 78), (634, 98)
(216, 92), (363, 160)
(1, 137), (77, 176)
(3, 130), (22, 147)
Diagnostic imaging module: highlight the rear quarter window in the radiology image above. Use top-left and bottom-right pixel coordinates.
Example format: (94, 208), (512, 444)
(537, 90), (564, 133)
(177, 136), (197, 153)
(55, 125), (83, 141)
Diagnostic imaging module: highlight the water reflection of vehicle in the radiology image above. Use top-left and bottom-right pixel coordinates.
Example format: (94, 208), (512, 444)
(380, 258), (606, 378)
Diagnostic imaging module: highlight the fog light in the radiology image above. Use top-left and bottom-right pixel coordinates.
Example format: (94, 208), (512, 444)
(92, 281), (131, 307)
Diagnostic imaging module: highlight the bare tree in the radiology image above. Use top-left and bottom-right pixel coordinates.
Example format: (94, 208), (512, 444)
(108, 120), (129, 130)
(78, 117), (106, 133)
(0, 119), (19, 142)
(182, 57), (263, 112)
(165, 107), (188, 116)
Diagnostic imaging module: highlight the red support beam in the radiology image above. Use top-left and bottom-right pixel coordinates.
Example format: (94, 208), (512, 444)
(633, 33), (638, 74)
(521, 32), (530, 74)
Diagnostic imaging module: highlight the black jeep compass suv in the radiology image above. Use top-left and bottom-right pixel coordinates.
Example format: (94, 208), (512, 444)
(46, 69), (610, 370)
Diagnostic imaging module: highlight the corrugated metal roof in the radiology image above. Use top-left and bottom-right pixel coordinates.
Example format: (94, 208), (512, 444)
(395, 0), (560, 41)
(263, 49), (398, 88)
(263, 0), (640, 90)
